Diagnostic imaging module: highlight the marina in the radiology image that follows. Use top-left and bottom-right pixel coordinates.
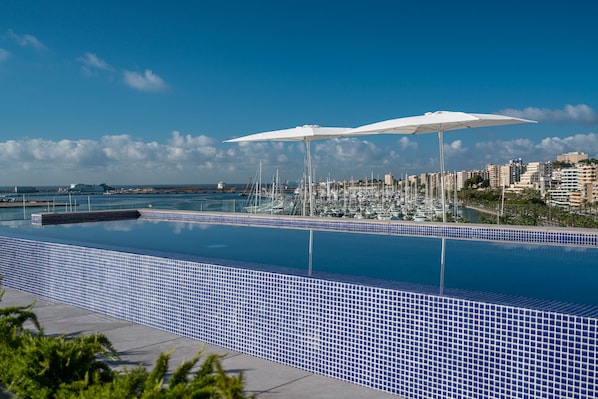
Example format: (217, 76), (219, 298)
(0, 182), (483, 223)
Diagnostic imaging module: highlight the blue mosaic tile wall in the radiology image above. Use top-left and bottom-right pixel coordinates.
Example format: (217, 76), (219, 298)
(138, 209), (598, 247)
(0, 235), (596, 398)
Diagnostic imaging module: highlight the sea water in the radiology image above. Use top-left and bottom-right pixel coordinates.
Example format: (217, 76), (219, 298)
(0, 191), (245, 221)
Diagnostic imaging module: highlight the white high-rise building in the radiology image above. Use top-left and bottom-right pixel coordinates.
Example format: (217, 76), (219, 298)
(486, 164), (501, 188)
(561, 168), (580, 191)
(519, 162), (553, 186)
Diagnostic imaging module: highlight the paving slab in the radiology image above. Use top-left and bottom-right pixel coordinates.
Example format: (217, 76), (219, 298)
(1, 287), (400, 398)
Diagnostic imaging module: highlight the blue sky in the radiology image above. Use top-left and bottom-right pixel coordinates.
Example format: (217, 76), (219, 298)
(1, 1), (597, 186)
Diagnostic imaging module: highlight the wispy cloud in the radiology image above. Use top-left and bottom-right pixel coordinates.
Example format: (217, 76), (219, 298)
(0, 48), (9, 62)
(6, 29), (47, 50)
(499, 104), (598, 125)
(76, 53), (169, 93)
(77, 52), (114, 75)
(123, 69), (169, 92)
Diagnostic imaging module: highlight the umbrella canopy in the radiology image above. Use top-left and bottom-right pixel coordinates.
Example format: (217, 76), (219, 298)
(224, 125), (350, 143)
(225, 125), (352, 216)
(347, 110), (535, 135)
(348, 111), (536, 222)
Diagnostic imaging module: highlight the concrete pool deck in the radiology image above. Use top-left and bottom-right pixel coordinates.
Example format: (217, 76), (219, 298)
(1, 287), (399, 399)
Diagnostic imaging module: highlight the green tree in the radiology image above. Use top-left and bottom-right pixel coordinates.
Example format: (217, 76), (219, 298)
(464, 175), (484, 188)
(552, 160), (572, 168)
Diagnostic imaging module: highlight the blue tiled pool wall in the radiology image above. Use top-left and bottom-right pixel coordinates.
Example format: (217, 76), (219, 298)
(138, 210), (598, 247)
(0, 236), (596, 399)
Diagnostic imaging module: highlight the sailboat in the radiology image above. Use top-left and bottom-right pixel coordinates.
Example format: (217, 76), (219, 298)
(244, 163), (291, 214)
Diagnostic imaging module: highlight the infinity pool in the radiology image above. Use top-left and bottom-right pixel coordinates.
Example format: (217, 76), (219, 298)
(2, 219), (597, 308)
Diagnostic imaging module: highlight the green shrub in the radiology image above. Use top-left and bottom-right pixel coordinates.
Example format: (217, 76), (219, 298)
(0, 279), (253, 398)
(56, 349), (250, 399)
(0, 331), (117, 399)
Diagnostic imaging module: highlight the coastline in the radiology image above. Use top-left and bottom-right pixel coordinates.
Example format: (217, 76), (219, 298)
(463, 204), (497, 216)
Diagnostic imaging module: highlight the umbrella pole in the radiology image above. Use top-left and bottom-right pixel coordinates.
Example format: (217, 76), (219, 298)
(438, 130), (446, 223)
(438, 131), (446, 295)
(439, 237), (446, 295)
(302, 173), (307, 216)
(306, 140), (314, 216)
(308, 229), (313, 276)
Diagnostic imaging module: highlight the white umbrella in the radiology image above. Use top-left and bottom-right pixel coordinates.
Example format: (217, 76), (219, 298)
(225, 125), (352, 216)
(348, 110), (536, 296)
(347, 111), (536, 222)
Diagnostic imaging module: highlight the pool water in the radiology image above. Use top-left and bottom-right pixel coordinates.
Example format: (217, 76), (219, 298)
(2, 219), (597, 307)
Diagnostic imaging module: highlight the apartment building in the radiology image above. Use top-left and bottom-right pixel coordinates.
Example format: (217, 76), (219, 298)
(549, 163), (598, 207)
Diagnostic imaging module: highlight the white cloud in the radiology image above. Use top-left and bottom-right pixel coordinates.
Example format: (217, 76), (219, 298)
(443, 140), (468, 159)
(2, 130), (598, 186)
(0, 138), (109, 179)
(6, 29), (47, 50)
(123, 69), (169, 92)
(474, 139), (536, 162)
(229, 140), (300, 176)
(0, 48), (9, 62)
(222, 139), (386, 181)
(169, 131), (214, 147)
(536, 133), (598, 156)
(167, 131), (218, 159)
(474, 133), (598, 165)
(0, 132), (228, 185)
(77, 52), (114, 75)
(101, 134), (160, 162)
(398, 136), (418, 150)
(499, 104), (598, 125)
(311, 138), (402, 177)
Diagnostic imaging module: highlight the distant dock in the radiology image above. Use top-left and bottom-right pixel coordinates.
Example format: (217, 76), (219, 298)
(0, 200), (74, 208)
(107, 185), (241, 195)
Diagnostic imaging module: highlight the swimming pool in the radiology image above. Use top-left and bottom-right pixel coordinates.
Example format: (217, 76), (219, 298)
(3, 213), (598, 398)
(3, 218), (597, 309)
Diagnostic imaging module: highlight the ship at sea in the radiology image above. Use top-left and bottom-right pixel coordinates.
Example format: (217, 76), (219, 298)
(61, 183), (114, 193)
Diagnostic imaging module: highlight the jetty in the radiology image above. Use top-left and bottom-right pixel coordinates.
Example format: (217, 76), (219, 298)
(106, 185), (240, 195)
(0, 200), (75, 208)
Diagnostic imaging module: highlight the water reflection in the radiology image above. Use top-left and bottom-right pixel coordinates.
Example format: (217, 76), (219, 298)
(1, 219), (597, 307)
